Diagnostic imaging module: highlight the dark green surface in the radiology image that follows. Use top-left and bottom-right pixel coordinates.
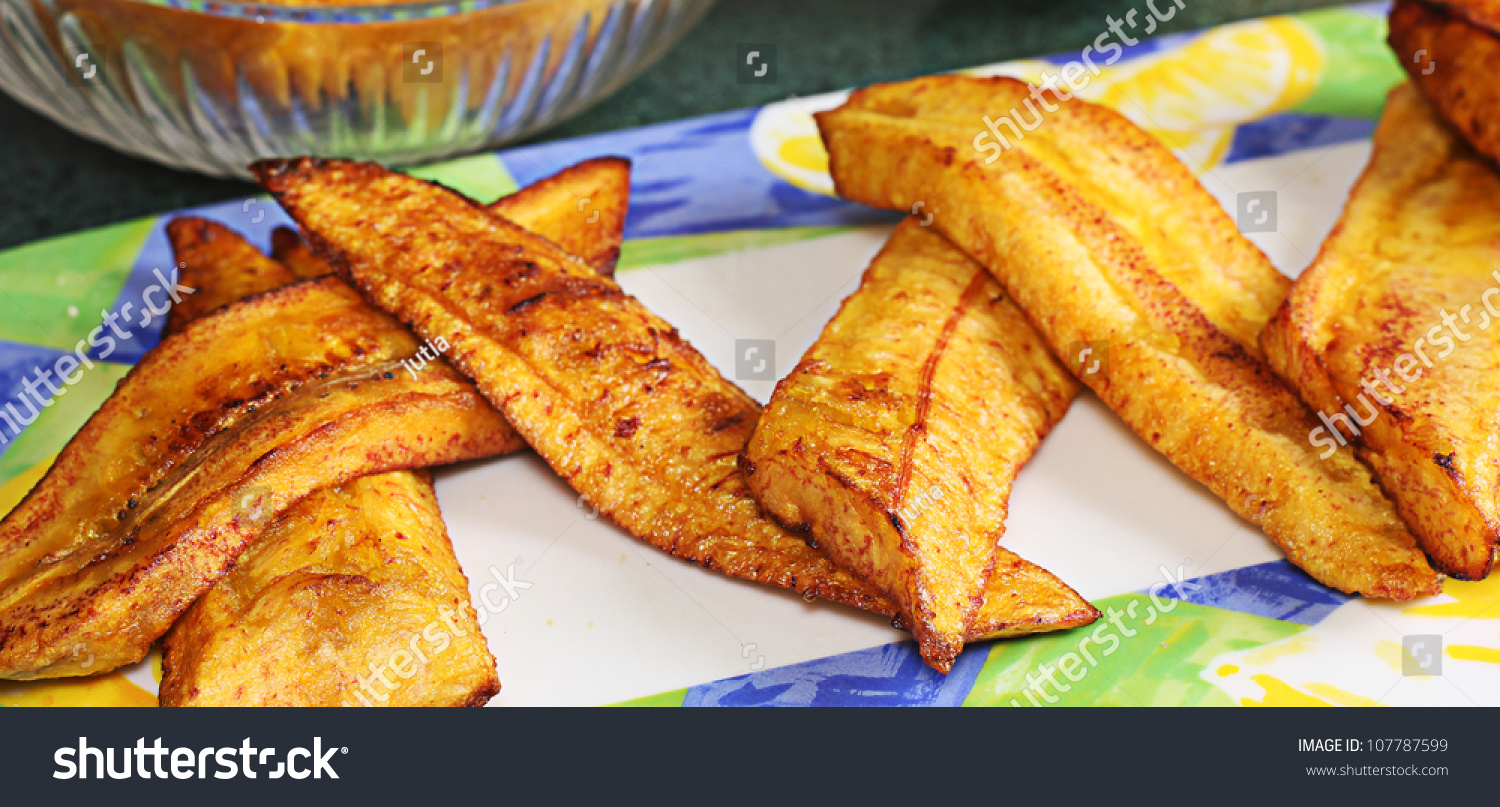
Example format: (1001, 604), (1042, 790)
(0, 0), (1341, 249)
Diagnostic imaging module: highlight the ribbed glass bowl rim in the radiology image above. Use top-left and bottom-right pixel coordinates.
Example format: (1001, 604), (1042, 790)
(113, 0), (640, 24)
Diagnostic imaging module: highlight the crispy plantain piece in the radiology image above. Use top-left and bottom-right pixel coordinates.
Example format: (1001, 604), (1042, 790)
(489, 157), (629, 277)
(972, 548), (1098, 638)
(270, 157), (629, 279)
(165, 219), (301, 334)
(1389, 1), (1500, 169)
(744, 219), (1088, 670)
(255, 157), (1098, 645)
(965, 550), (1095, 640)
(816, 75), (1440, 600)
(161, 471), (497, 706)
(0, 278), (520, 679)
(1263, 84), (1500, 579)
(185, 158), (631, 332)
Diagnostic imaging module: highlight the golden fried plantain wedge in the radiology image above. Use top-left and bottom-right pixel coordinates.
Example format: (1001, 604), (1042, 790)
(1263, 84), (1500, 580)
(269, 157), (631, 279)
(254, 157), (1098, 645)
(973, 548), (1097, 638)
(744, 219), (1087, 670)
(161, 471), (497, 706)
(165, 218), (302, 334)
(185, 158), (632, 332)
(816, 75), (1440, 600)
(489, 157), (629, 277)
(0, 278), (520, 679)
(1389, 0), (1500, 169)
(163, 222), (498, 706)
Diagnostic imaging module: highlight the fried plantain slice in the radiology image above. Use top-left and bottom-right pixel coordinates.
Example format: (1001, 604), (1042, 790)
(254, 157), (1097, 645)
(816, 75), (1440, 600)
(161, 470), (498, 706)
(163, 222), (498, 706)
(1389, 1), (1500, 169)
(489, 157), (629, 277)
(972, 548), (1098, 639)
(744, 219), (1089, 670)
(0, 278), (520, 679)
(1263, 84), (1500, 580)
(165, 218), (302, 334)
(270, 157), (630, 279)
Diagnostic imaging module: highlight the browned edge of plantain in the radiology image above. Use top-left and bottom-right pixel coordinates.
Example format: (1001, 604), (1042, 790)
(165, 218), (301, 335)
(815, 74), (1441, 601)
(271, 157), (631, 280)
(0, 277), (520, 679)
(253, 156), (1099, 648)
(269, 226), (336, 282)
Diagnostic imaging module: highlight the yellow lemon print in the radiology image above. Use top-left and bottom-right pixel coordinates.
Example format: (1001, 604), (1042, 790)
(1403, 574), (1500, 620)
(1092, 17), (1326, 127)
(1303, 682), (1384, 707)
(777, 136), (829, 187)
(748, 90), (849, 196)
(1079, 17), (1327, 171)
(749, 17), (1329, 193)
(1020, 15), (1326, 170)
(1240, 674), (1332, 707)
(1448, 645), (1500, 665)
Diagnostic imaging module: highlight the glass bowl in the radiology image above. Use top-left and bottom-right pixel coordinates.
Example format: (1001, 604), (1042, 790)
(0, 0), (715, 177)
